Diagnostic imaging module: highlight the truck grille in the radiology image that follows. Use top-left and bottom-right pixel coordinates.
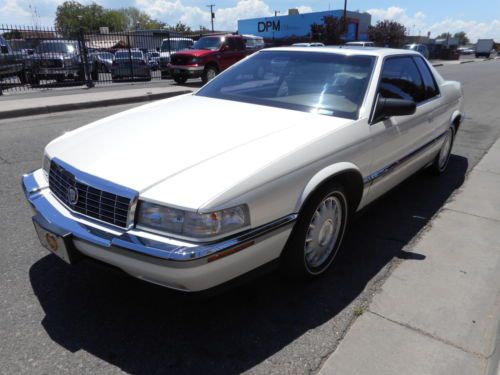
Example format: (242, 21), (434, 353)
(171, 55), (191, 65)
(40, 59), (64, 68)
(48, 161), (132, 228)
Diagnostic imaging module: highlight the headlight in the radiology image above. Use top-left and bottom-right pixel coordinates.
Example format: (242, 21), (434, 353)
(137, 202), (250, 239)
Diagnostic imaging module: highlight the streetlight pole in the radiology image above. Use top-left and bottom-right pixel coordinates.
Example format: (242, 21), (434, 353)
(207, 4), (215, 32)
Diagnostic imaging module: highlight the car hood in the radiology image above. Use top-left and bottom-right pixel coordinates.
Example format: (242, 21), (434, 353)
(46, 95), (352, 210)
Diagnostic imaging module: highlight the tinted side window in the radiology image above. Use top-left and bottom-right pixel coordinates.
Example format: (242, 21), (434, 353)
(227, 38), (242, 51)
(379, 57), (425, 103)
(413, 56), (439, 100)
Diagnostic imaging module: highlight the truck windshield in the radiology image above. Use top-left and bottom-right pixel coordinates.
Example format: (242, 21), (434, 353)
(193, 37), (222, 50)
(36, 42), (76, 54)
(196, 51), (376, 120)
(160, 40), (193, 52)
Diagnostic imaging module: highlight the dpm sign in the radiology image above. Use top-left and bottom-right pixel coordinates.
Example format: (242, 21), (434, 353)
(257, 20), (280, 33)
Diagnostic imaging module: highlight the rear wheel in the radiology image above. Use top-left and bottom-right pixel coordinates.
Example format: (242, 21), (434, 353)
(18, 71), (27, 85)
(201, 65), (218, 84)
(91, 67), (99, 81)
(29, 73), (40, 85)
(173, 75), (187, 84)
(282, 182), (349, 278)
(430, 126), (455, 174)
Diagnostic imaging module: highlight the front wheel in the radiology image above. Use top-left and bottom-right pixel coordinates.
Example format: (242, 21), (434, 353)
(282, 182), (349, 278)
(430, 126), (455, 175)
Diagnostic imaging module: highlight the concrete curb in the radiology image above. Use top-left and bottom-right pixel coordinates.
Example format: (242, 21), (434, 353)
(0, 90), (192, 120)
(432, 63), (444, 67)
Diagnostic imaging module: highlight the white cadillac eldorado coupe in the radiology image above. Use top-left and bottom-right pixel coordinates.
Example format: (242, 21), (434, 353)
(23, 47), (464, 292)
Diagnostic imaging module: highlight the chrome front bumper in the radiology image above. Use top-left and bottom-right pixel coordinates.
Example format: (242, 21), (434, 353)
(23, 169), (295, 291)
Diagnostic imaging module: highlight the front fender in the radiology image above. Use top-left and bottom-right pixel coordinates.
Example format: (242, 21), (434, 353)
(295, 162), (363, 212)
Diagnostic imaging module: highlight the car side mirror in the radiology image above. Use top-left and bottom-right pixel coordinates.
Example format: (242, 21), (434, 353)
(220, 44), (229, 52)
(371, 96), (416, 124)
(0, 46), (8, 54)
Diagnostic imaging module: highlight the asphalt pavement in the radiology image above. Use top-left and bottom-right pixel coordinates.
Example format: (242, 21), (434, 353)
(1, 59), (500, 375)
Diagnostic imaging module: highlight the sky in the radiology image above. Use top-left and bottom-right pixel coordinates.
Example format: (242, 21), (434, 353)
(1, 0), (500, 41)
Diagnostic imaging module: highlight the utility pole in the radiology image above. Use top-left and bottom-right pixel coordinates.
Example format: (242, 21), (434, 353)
(207, 4), (215, 32)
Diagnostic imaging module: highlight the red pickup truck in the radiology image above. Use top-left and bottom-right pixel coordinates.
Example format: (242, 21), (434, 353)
(169, 35), (248, 84)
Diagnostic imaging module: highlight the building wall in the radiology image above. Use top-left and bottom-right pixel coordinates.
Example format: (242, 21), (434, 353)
(238, 10), (371, 41)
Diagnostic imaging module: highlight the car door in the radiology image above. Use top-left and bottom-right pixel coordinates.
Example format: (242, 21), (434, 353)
(365, 55), (441, 202)
(219, 38), (243, 71)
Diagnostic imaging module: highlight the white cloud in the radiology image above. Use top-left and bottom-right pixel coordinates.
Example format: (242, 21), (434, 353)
(0, 0), (32, 23)
(135, 0), (311, 31)
(367, 6), (500, 41)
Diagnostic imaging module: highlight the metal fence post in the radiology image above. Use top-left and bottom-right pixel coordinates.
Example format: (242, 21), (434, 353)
(127, 34), (134, 79)
(78, 26), (94, 88)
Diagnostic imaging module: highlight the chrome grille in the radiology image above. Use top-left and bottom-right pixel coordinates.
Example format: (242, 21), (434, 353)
(48, 161), (131, 228)
(40, 59), (63, 68)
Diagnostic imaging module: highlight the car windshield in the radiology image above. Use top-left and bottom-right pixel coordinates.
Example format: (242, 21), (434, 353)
(193, 37), (222, 50)
(196, 51), (376, 120)
(36, 42), (76, 54)
(115, 51), (143, 59)
(160, 40), (193, 52)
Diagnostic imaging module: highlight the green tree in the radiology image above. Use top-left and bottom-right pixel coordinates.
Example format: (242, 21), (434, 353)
(167, 22), (192, 33)
(453, 31), (470, 45)
(437, 32), (452, 39)
(310, 16), (344, 45)
(368, 20), (407, 47)
(119, 7), (165, 30)
(55, 1), (165, 36)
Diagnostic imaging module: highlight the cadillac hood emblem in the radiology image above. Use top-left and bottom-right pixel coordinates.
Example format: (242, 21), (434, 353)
(67, 186), (79, 205)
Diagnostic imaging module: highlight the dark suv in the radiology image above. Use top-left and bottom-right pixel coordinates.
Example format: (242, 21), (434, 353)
(169, 35), (247, 84)
(27, 40), (97, 84)
(0, 36), (26, 83)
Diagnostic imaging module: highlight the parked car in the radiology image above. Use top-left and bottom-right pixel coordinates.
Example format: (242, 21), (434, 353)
(159, 37), (194, 79)
(292, 42), (325, 47)
(90, 51), (114, 73)
(27, 40), (98, 84)
(23, 47), (464, 292)
(403, 43), (430, 59)
(457, 46), (475, 55)
(146, 51), (160, 70)
(475, 39), (495, 58)
(111, 50), (151, 81)
(169, 35), (248, 84)
(243, 34), (265, 52)
(0, 35), (27, 83)
(345, 41), (375, 47)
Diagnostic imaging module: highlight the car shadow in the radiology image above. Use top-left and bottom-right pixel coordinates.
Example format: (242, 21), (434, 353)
(29, 154), (468, 374)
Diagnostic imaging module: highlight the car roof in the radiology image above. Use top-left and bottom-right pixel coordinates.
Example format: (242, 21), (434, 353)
(162, 37), (193, 41)
(39, 40), (76, 44)
(264, 46), (421, 57)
